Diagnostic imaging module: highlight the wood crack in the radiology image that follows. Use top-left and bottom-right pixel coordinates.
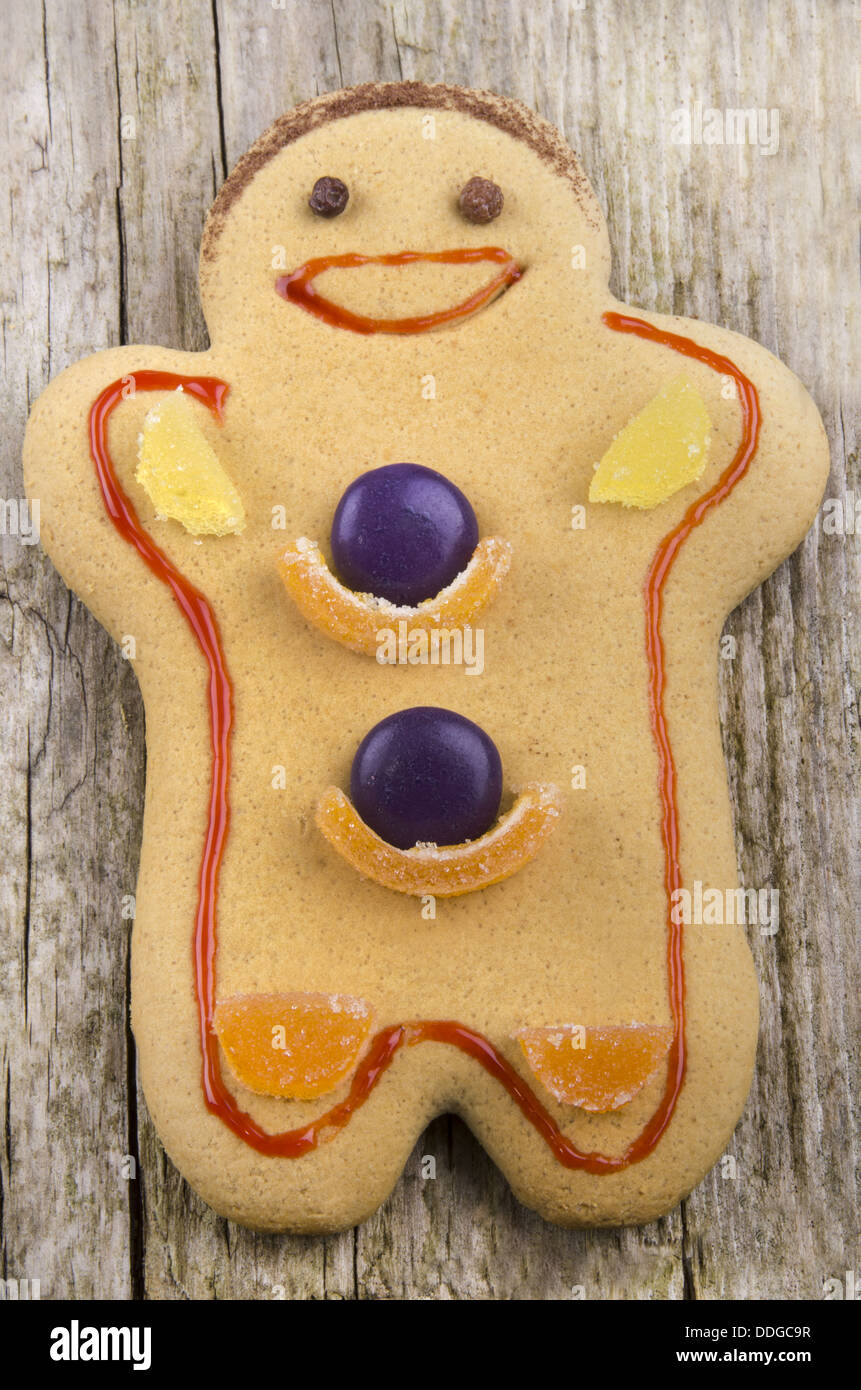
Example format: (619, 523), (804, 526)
(330, 0), (344, 87)
(210, 0), (229, 181)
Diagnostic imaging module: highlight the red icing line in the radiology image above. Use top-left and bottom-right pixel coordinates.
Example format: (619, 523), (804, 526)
(601, 310), (762, 1164)
(89, 372), (234, 1142)
(88, 312), (759, 1171)
(276, 247), (523, 334)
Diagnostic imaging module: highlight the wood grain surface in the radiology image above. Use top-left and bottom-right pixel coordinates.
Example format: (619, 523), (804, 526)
(1, 0), (858, 1300)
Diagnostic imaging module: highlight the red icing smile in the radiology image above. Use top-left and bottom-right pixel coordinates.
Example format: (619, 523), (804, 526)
(275, 246), (523, 334)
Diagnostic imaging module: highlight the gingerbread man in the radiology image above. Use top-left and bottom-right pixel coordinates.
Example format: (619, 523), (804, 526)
(24, 84), (829, 1231)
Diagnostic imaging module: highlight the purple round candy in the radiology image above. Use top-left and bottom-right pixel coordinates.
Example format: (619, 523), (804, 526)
(350, 706), (503, 850)
(330, 462), (479, 606)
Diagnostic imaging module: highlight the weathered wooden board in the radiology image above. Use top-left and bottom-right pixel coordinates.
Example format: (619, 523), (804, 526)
(0, 0), (857, 1300)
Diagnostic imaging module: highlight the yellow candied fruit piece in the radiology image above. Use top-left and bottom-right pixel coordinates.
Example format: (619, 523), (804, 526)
(315, 782), (563, 898)
(588, 375), (712, 509)
(277, 535), (512, 657)
(516, 1022), (674, 1112)
(213, 991), (374, 1100)
(136, 388), (245, 536)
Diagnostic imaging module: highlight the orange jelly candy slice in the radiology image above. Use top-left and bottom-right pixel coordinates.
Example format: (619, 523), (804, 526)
(277, 535), (512, 657)
(316, 782), (562, 897)
(516, 1022), (674, 1112)
(213, 992), (374, 1099)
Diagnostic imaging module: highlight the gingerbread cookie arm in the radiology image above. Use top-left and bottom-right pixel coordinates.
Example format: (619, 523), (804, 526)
(23, 346), (224, 648)
(600, 303), (830, 622)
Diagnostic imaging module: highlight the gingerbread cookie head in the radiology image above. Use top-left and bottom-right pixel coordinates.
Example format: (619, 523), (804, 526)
(198, 83), (611, 350)
(22, 82), (830, 1235)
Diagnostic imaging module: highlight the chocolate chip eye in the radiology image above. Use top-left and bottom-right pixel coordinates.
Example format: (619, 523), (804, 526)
(458, 176), (504, 224)
(309, 176), (349, 217)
